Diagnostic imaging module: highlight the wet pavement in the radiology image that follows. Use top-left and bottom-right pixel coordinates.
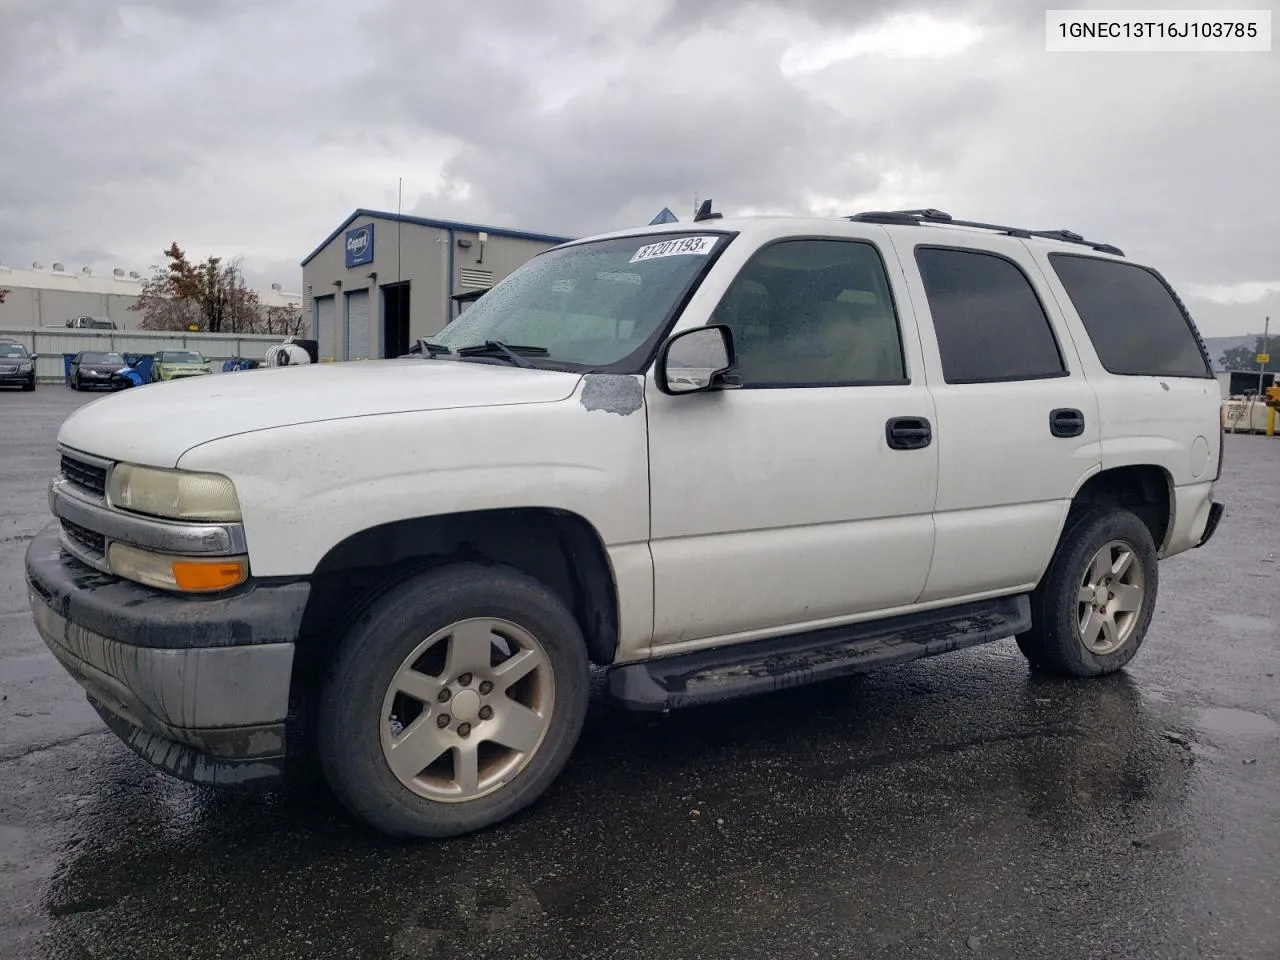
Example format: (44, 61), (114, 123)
(1, 386), (1278, 960)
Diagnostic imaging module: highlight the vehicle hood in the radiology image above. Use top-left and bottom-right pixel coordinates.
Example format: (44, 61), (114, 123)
(59, 358), (585, 466)
(77, 362), (131, 374)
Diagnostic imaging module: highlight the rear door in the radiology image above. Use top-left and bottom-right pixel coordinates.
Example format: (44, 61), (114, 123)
(1029, 250), (1222, 553)
(888, 231), (1103, 603)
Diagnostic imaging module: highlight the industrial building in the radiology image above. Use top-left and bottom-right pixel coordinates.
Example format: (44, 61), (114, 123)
(300, 209), (574, 361)
(0, 263), (147, 329)
(0, 262), (302, 331)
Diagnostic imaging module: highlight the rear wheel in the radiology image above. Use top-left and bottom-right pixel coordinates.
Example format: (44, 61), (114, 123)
(317, 563), (590, 839)
(1016, 506), (1158, 677)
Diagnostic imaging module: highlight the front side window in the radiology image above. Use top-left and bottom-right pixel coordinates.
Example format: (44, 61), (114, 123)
(1048, 253), (1212, 379)
(430, 232), (731, 369)
(915, 247), (1067, 384)
(711, 238), (906, 387)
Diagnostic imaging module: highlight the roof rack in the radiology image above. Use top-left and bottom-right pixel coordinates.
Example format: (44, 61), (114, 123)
(847, 208), (1124, 257)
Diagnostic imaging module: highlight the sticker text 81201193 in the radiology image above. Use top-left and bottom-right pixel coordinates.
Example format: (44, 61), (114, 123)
(629, 236), (718, 263)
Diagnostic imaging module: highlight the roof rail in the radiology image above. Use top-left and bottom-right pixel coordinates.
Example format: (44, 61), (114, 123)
(847, 208), (1124, 257)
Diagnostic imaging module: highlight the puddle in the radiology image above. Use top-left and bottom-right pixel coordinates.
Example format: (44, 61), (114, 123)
(1197, 707), (1280, 739)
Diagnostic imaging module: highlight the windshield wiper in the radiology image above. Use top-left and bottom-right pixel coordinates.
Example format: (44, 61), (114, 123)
(455, 341), (548, 368)
(414, 339), (451, 357)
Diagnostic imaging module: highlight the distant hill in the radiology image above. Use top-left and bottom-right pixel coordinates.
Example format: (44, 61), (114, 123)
(1204, 335), (1267, 372)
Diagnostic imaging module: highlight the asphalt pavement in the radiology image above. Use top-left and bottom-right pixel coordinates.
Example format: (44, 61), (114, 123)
(1, 385), (1277, 960)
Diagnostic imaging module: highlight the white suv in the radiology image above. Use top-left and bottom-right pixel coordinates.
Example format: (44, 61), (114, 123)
(26, 207), (1225, 838)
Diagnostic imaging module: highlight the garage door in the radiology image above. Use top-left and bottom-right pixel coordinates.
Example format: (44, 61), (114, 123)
(315, 295), (336, 361)
(346, 290), (370, 360)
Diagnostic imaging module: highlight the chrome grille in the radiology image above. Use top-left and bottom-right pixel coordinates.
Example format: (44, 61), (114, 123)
(60, 454), (108, 497)
(61, 518), (106, 558)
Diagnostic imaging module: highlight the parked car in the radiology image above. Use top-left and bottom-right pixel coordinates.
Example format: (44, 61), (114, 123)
(65, 316), (116, 330)
(67, 351), (137, 391)
(152, 349), (212, 381)
(0, 339), (36, 391)
(27, 207), (1225, 841)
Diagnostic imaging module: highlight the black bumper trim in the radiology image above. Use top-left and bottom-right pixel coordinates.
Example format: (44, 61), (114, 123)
(25, 522), (309, 649)
(1195, 501), (1225, 548)
(91, 698), (284, 787)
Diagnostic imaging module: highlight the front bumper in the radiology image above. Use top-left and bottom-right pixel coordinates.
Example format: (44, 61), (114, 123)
(0, 369), (34, 386)
(25, 523), (310, 786)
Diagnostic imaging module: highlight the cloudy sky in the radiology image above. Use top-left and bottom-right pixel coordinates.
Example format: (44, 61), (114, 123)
(1, 0), (1275, 336)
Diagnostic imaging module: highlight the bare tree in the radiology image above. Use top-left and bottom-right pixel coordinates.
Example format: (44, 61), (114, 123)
(0, 288), (10, 304)
(131, 243), (265, 333)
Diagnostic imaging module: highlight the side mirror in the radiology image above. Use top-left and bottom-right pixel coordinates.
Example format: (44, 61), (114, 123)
(655, 324), (738, 395)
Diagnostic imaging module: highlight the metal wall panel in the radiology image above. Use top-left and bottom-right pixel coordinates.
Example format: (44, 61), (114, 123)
(315, 295), (337, 361)
(0, 327), (281, 381)
(345, 290), (370, 360)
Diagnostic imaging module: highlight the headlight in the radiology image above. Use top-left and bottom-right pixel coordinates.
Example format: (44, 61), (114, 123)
(107, 542), (248, 593)
(107, 464), (242, 522)
(18, 360), (33, 372)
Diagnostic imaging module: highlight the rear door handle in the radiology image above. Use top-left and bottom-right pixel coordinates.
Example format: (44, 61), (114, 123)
(1050, 408), (1086, 438)
(886, 416), (932, 450)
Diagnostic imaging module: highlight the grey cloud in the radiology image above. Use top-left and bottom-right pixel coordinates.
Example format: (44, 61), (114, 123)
(0, 0), (1274, 336)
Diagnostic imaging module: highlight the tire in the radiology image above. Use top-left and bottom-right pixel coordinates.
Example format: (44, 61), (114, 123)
(70, 374), (80, 391)
(317, 562), (590, 839)
(1016, 505), (1159, 678)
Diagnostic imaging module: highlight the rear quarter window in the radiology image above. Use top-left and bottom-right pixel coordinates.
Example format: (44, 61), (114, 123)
(1048, 254), (1212, 379)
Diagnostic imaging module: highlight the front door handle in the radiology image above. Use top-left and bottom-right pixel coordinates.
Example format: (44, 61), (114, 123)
(1050, 408), (1086, 438)
(886, 416), (932, 450)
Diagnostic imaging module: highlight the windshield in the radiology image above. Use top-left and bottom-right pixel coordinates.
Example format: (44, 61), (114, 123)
(160, 351), (205, 363)
(430, 232), (730, 369)
(82, 352), (124, 364)
(0, 343), (28, 358)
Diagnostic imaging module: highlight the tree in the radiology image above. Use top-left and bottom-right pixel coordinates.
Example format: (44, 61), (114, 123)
(0, 288), (9, 304)
(1219, 335), (1274, 372)
(261, 304), (305, 338)
(131, 243), (264, 334)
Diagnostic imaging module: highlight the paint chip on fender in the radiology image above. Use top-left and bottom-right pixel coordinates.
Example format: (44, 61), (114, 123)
(580, 374), (643, 416)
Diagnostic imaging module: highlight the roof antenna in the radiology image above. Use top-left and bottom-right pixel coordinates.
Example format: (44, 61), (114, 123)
(693, 198), (722, 222)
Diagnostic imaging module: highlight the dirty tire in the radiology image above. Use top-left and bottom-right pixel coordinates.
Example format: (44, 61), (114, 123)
(317, 562), (590, 840)
(1016, 505), (1159, 678)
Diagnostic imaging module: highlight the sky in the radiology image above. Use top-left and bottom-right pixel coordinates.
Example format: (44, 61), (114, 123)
(0, 0), (1275, 337)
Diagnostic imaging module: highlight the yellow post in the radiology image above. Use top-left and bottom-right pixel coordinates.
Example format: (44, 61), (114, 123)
(1268, 405), (1277, 437)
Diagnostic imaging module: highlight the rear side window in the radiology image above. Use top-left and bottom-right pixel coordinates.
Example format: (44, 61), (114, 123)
(1048, 254), (1211, 378)
(915, 247), (1066, 384)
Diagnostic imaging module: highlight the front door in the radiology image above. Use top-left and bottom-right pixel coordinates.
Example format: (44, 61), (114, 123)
(646, 235), (940, 652)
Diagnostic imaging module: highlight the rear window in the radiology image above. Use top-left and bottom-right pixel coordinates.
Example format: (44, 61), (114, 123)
(1048, 254), (1211, 379)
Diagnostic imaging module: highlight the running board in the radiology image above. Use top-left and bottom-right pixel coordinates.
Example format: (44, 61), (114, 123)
(608, 595), (1031, 712)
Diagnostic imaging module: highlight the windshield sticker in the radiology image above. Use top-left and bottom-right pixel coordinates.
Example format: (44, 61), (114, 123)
(629, 236), (718, 263)
(597, 271), (642, 284)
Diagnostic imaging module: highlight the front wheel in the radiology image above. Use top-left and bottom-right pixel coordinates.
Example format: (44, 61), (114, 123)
(1016, 506), (1159, 677)
(317, 563), (590, 839)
